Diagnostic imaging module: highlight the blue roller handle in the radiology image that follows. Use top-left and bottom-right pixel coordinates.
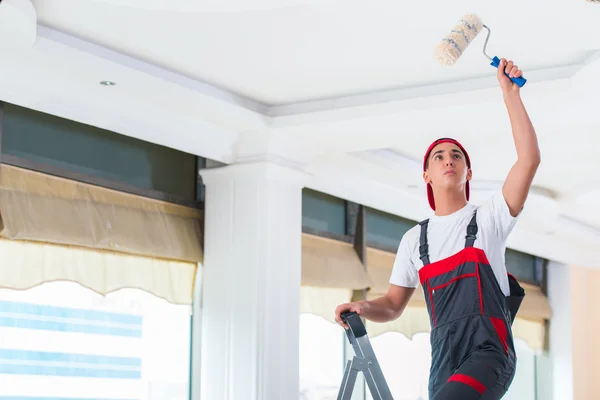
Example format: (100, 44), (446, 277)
(490, 56), (527, 87)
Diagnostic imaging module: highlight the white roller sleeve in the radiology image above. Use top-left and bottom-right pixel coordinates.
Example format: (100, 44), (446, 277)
(435, 14), (484, 66)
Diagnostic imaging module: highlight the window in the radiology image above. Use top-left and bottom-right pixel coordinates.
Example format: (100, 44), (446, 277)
(505, 248), (545, 286)
(0, 102), (201, 207)
(366, 207), (416, 252)
(302, 189), (347, 238)
(367, 332), (431, 400)
(299, 313), (345, 399)
(0, 282), (191, 400)
(503, 338), (537, 400)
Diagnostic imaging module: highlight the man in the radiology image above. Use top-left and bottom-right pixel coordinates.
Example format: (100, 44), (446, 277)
(335, 59), (540, 400)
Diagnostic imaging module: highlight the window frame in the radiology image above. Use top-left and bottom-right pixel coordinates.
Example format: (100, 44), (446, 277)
(301, 188), (352, 243)
(505, 248), (546, 287)
(0, 101), (204, 210)
(364, 206), (417, 254)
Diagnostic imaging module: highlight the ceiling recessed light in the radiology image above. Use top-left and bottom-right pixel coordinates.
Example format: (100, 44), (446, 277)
(99, 81), (116, 86)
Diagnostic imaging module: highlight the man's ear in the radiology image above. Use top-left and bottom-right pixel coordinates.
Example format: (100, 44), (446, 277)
(423, 171), (431, 184)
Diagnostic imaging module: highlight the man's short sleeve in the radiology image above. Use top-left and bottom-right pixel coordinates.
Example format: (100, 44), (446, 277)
(389, 231), (419, 288)
(478, 190), (521, 241)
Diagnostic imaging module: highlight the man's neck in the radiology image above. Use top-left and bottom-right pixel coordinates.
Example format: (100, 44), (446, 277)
(433, 189), (468, 216)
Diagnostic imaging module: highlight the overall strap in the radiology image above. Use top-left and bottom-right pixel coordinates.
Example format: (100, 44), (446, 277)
(418, 219), (430, 266)
(465, 211), (478, 248)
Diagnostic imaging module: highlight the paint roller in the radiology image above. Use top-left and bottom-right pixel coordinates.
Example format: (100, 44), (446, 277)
(435, 14), (527, 87)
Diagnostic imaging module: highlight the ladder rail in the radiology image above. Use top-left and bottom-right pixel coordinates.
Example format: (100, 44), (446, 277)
(336, 312), (394, 400)
(337, 358), (359, 400)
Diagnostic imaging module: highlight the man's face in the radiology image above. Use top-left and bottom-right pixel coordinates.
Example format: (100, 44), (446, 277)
(423, 142), (471, 190)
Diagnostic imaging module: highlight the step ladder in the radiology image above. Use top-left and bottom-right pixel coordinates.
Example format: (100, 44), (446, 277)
(337, 312), (394, 400)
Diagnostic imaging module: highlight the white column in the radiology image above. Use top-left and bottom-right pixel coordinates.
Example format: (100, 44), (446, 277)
(197, 161), (306, 400)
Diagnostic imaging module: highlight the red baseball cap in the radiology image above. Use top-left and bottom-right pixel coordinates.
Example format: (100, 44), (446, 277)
(423, 138), (471, 211)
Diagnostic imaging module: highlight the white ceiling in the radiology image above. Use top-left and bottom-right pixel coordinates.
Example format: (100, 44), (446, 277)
(2, 0), (600, 268)
(31, 0), (600, 104)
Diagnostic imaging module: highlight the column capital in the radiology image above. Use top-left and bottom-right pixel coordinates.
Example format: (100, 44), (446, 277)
(199, 158), (309, 187)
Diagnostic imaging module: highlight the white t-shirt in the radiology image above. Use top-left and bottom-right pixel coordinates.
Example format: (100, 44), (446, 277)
(389, 191), (520, 297)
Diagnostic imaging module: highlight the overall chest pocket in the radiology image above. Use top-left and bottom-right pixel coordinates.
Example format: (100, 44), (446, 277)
(427, 265), (483, 326)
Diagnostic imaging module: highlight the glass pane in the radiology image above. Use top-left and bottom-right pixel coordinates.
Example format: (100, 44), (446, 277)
(534, 352), (552, 400)
(1, 103), (197, 202)
(505, 249), (537, 284)
(366, 208), (416, 251)
(367, 332), (431, 400)
(0, 282), (191, 400)
(302, 189), (346, 236)
(503, 338), (537, 400)
(299, 313), (344, 399)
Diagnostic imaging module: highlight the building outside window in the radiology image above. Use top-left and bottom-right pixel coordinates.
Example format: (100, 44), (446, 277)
(0, 282), (192, 400)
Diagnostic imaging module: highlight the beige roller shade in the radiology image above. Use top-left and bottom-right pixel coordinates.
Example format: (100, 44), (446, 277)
(0, 238), (197, 305)
(365, 246), (432, 338)
(300, 286), (353, 324)
(366, 246), (426, 305)
(518, 282), (552, 321)
(0, 164), (203, 263)
(512, 317), (546, 351)
(300, 233), (372, 323)
(301, 233), (372, 290)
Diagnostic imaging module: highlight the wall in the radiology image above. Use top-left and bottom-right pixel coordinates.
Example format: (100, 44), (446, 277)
(570, 265), (600, 400)
(547, 261), (600, 400)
